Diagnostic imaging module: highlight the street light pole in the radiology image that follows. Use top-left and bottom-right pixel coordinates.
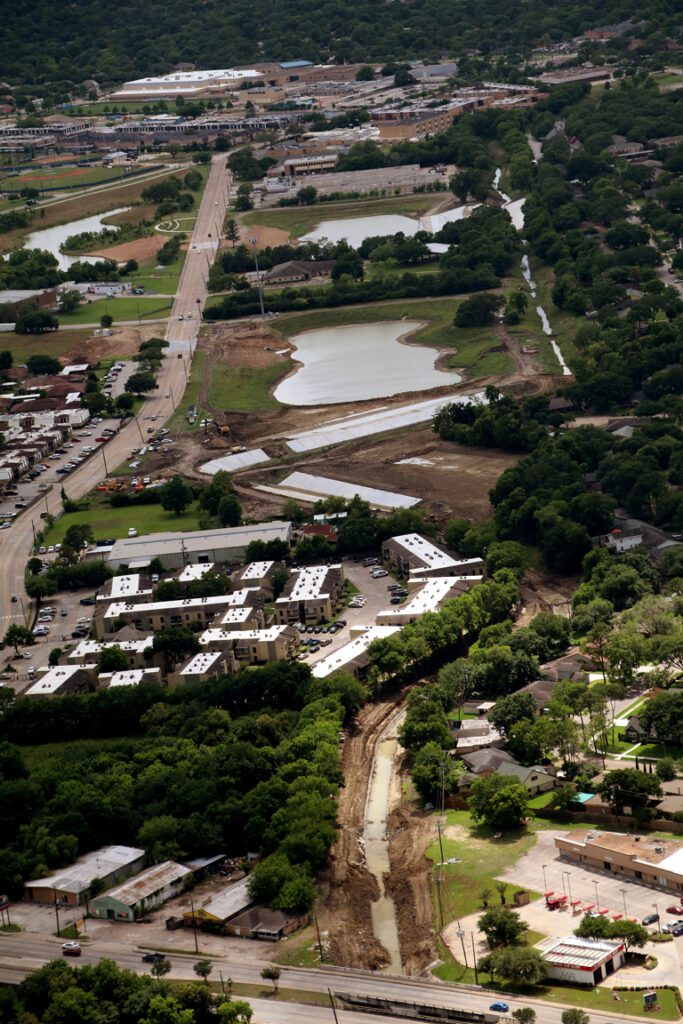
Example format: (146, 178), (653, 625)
(564, 871), (572, 903)
(249, 237), (266, 319)
(470, 932), (479, 985)
(101, 446), (108, 477)
(53, 890), (61, 936)
(542, 864), (548, 892)
(189, 894), (199, 953)
(593, 880), (599, 907)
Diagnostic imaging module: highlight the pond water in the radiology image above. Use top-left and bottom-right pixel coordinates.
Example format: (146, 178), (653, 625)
(274, 321), (461, 406)
(300, 214), (419, 247)
(20, 207), (131, 272)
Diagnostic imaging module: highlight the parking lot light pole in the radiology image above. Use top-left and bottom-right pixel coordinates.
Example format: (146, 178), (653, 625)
(542, 864), (548, 892)
(564, 871), (572, 902)
(620, 888), (628, 917)
(593, 880), (599, 907)
(653, 901), (660, 929)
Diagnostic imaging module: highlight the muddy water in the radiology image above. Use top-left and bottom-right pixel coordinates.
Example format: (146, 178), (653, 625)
(364, 721), (403, 973)
(20, 208), (131, 272)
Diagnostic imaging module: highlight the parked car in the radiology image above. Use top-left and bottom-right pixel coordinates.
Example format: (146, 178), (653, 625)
(643, 913), (659, 926)
(62, 942), (81, 957)
(79, 597), (96, 606)
(141, 952), (166, 963)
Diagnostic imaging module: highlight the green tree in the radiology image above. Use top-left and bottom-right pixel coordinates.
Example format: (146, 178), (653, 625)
(561, 1010), (590, 1024)
(63, 523), (94, 551)
(260, 965), (281, 992)
(160, 475), (193, 516)
(140, 995), (193, 1024)
(596, 769), (661, 815)
(455, 293), (504, 327)
(16, 307), (58, 335)
(4, 624), (32, 654)
(512, 1011), (537, 1024)
(152, 626), (200, 671)
(193, 959), (213, 984)
(478, 905), (528, 948)
(125, 371), (157, 395)
(225, 218), (239, 246)
(470, 775), (529, 832)
(97, 645), (129, 673)
(217, 1000), (253, 1023)
(100, 314), (113, 328)
(150, 959), (172, 981)
(356, 65), (374, 81)
(26, 353), (61, 375)
(480, 945), (544, 986)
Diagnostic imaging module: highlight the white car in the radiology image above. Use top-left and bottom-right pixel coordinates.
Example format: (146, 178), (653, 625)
(128, 527), (138, 537)
(177, 314), (184, 321)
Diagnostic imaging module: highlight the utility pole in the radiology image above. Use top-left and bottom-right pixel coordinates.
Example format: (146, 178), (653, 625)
(53, 891), (61, 936)
(328, 988), (340, 1024)
(314, 911), (325, 964)
(471, 932), (479, 984)
(189, 894), (199, 953)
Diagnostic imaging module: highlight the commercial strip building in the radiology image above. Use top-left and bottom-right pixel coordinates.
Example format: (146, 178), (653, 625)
(274, 564), (344, 625)
(89, 861), (191, 922)
(555, 831), (683, 895)
(381, 533), (485, 581)
(25, 845), (145, 906)
(539, 936), (625, 986)
(106, 522), (292, 570)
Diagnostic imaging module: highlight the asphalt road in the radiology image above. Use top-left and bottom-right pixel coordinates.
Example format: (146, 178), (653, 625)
(0, 931), (638, 1024)
(0, 153), (229, 628)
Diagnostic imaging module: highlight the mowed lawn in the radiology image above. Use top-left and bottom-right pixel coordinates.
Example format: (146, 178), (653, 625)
(240, 193), (439, 240)
(6, 328), (93, 363)
(59, 297), (172, 325)
(44, 501), (201, 544)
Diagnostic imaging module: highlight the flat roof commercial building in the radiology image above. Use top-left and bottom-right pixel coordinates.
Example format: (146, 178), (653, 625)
(274, 564), (344, 625)
(25, 845), (145, 906)
(555, 831), (683, 896)
(539, 936), (624, 986)
(89, 861), (191, 922)
(381, 533), (485, 580)
(311, 625), (400, 680)
(106, 522), (292, 571)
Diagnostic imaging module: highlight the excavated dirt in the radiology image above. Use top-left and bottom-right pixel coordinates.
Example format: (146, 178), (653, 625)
(89, 234), (165, 263)
(386, 799), (439, 975)
(321, 698), (405, 970)
(62, 324), (162, 362)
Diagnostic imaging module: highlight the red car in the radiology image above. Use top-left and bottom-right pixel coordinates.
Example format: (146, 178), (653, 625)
(667, 905), (683, 914)
(95, 436), (107, 442)
(62, 942), (81, 957)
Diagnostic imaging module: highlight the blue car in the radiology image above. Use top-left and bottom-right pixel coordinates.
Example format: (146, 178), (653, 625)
(490, 1002), (510, 1013)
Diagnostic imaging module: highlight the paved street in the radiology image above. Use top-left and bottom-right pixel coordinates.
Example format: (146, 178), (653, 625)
(0, 153), (229, 629)
(0, 931), (640, 1024)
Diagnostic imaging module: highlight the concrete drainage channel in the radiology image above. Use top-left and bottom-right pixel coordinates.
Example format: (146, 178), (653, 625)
(363, 708), (406, 974)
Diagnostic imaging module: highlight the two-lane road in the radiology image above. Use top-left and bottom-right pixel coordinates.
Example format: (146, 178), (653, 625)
(0, 153), (229, 628)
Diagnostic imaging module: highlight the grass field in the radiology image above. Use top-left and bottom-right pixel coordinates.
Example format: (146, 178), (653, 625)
(209, 361), (287, 413)
(44, 500), (201, 544)
(5, 328), (93, 363)
(241, 193), (440, 240)
(59, 297), (172, 325)
(0, 165), (138, 191)
(0, 167), (185, 253)
(271, 296), (513, 382)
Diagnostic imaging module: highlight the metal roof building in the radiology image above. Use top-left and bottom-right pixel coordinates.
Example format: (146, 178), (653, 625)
(540, 936), (625, 986)
(106, 522), (292, 570)
(89, 861), (192, 922)
(25, 845), (145, 906)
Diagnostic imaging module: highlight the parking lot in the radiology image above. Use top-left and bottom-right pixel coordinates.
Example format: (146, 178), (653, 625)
(305, 559), (402, 667)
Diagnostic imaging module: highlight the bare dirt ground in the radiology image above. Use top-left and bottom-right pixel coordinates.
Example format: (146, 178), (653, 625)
(517, 567), (577, 624)
(321, 698), (404, 970)
(90, 234), (165, 263)
(238, 223), (290, 247)
(62, 324), (161, 363)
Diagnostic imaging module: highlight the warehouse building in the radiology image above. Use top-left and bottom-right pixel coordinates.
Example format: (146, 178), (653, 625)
(185, 877), (253, 927)
(89, 861), (192, 922)
(381, 533), (485, 580)
(539, 936), (624, 986)
(274, 564), (344, 625)
(106, 522), (292, 570)
(25, 845), (145, 906)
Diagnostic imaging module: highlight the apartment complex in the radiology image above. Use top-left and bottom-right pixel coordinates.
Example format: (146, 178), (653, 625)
(274, 564), (344, 625)
(381, 533), (485, 580)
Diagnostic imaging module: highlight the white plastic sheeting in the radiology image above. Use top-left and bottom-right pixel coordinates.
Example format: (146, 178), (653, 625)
(256, 471), (420, 510)
(200, 448), (270, 475)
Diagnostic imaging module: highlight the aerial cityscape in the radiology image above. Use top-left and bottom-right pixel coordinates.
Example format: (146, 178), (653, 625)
(2, 3), (683, 1024)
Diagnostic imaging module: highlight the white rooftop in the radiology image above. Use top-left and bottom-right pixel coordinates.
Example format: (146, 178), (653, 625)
(390, 533), (459, 570)
(124, 69), (261, 86)
(263, 471), (420, 511)
(104, 574), (152, 600)
(179, 651), (225, 675)
(220, 606), (258, 626)
(312, 626), (400, 678)
(177, 563), (215, 582)
(278, 565), (340, 603)
(69, 638), (153, 659)
(199, 626), (292, 645)
(238, 560), (274, 580)
(378, 577), (482, 620)
(105, 593), (235, 617)
(27, 845), (145, 895)
(540, 935), (623, 969)
(101, 668), (161, 688)
(24, 663), (93, 696)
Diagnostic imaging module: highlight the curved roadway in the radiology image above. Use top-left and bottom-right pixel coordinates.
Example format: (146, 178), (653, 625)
(0, 153), (229, 625)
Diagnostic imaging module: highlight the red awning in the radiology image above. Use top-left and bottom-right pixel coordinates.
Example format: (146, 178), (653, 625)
(612, 913), (623, 920)
(571, 899), (582, 906)
(583, 903), (595, 911)
(545, 890), (555, 897)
